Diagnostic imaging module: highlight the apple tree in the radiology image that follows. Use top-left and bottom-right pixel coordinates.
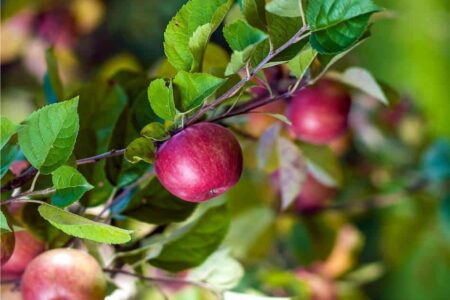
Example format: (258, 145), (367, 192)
(1, 0), (449, 299)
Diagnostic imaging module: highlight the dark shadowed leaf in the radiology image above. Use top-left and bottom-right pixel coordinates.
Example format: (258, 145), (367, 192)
(123, 177), (197, 225)
(149, 203), (230, 271)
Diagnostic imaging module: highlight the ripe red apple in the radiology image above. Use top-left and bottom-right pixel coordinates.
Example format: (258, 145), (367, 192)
(287, 79), (351, 144)
(155, 122), (243, 202)
(295, 174), (336, 214)
(1, 230), (15, 266)
(21, 248), (106, 300)
(1, 230), (44, 280)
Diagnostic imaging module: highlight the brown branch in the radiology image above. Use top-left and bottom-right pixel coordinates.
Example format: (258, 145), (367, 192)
(1, 149), (126, 193)
(103, 268), (223, 300)
(184, 25), (309, 127)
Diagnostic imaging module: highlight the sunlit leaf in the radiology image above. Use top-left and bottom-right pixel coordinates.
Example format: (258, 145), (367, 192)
(51, 165), (94, 207)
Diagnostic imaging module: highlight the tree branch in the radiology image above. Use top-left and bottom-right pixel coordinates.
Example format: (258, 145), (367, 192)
(184, 25), (310, 127)
(103, 268), (223, 300)
(0, 149), (126, 193)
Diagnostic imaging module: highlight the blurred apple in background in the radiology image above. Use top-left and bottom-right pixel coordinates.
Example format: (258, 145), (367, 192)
(287, 80), (351, 145)
(21, 248), (106, 300)
(1, 231), (45, 280)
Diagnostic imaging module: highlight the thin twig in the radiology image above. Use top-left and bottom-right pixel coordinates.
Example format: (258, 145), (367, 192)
(103, 268), (223, 300)
(94, 172), (154, 222)
(184, 25), (309, 127)
(1, 149), (126, 193)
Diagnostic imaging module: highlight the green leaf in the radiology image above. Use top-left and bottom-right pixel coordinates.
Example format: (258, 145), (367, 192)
(224, 20), (267, 52)
(188, 248), (244, 290)
(164, 0), (232, 71)
(123, 177), (197, 225)
(51, 165), (94, 207)
(277, 137), (307, 210)
(1, 144), (19, 179)
(189, 23), (214, 72)
(0, 209), (12, 232)
(307, 0), (381, 54)
(18, 97), (79, 174)
(173, 71), (225, 112)
(124, 137), (155, 164)
(287, 43), (317, 78)
(148, 79), (176, 121)
(299, 143), (343, 187)
(0, 116), (17, 150)
(240, 0), (267, 31)
(225, 45), (257, 76)
(140, 123), (169, 141)
(45, 48), (64, 101)
(149, 203), (230, 272)
(266, 0), (301, 18)
(38, 204), (132, 244)
(328, 67), (389, 105)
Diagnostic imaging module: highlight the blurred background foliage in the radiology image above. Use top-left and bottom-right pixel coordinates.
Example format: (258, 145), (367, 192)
(1, 0), (449, 299)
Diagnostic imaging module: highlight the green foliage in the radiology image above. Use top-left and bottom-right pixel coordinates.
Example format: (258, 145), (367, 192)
(164, 0), (233, 72)
(38, 204), (132, 244)
(18, 97), (79, 174)
(306, 0), (381, 54)
(0, 209), (12, 232)
(329, 67), (390, 105)
(122, 177), (197, 225)
(148, 203), (230, 271)
(0, 144), (19, 179)
(287, 43), (317, 78)
(124, 137), (155, 164)
(224, 20), (267, 52)
(173, 71), (225, 112)
(140, 122), (169, 141)
(148, 79), (176, 121)
(0, 116), (17, 150)
(299, 143), (343, 187)
(188, 248), (244, 290)
(265, 0), (301, 18)
(45, 48), (64, 101)
(240, 0), (267, 31)
(51, 165), (94, 207)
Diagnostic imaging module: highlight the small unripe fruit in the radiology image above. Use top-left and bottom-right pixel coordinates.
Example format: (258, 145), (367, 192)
(21, 248), (106, 300)
(295, 174), (336, 214)
(155, 122), (243, 202)
(1, 230), (44, 280)
(287, 79), (351, 144)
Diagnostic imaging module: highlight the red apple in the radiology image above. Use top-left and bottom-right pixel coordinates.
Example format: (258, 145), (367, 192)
(21, 248), (106, 300)
(155, 122), (243, 202)
(1, 230), (44, 280)
(1, 231), (14, 266)
(287, 79), (351, 144)
(295, 174), (336, 214)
